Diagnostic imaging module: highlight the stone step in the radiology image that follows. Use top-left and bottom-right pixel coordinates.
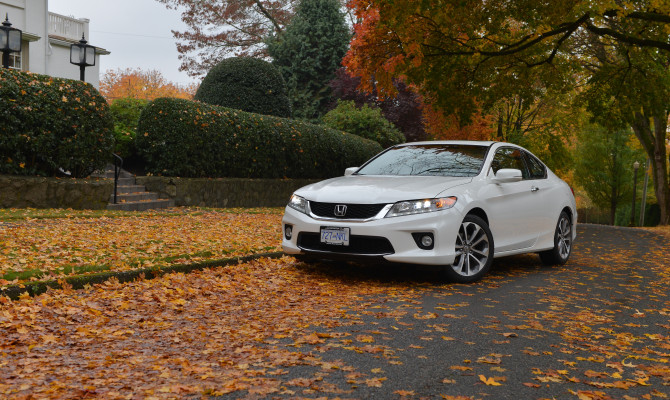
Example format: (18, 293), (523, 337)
(95, 163), (174, 211)
(106, 199), (174, 211)
(115, 177), (136, 186)
(105, 171), (134, 179)
(115, 185), (147, 195)
(90, 164), (134, 179)
(109, 192), (159, 203)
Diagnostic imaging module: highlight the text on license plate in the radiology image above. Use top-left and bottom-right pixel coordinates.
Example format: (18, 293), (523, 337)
(320, 227), (350, 246)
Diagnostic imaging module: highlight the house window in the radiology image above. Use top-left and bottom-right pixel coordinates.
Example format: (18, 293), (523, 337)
(8, 52), (22, 70)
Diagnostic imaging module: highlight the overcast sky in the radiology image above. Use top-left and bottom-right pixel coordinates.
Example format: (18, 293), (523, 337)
(49, 0), (197, 86)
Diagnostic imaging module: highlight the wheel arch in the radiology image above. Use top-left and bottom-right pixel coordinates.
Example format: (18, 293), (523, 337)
(561, 206), (574, 223)
(465, 207), (489, 226)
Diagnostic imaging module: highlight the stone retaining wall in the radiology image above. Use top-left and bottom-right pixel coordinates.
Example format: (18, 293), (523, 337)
(0, 175), (319, 209)
(0, 176), (113, 209)
(136, 177), (319, 208)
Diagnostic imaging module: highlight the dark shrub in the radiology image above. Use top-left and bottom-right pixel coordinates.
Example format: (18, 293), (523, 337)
(109, 97), (148, 159)
(194, 57), (291, 118)
(0, 69), (114, 177)
(136, 98), (382, 178)
(323, 100), (406, 148)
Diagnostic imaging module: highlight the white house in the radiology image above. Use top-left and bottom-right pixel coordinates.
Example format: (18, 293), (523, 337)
(0, 0), (109, 87)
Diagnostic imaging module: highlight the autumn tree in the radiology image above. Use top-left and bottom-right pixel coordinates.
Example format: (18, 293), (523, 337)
(154, 0), (357, 77)
(267, 0), (350, 120)
(423, 104), (494, 143)
(344, 0), (670, 224)
(329, 68), (428, 142)
(579, 34), (670, 226)
(574, 125), (645, 225)
(99, 68), (198, 102)
(154, 0), (297, 77)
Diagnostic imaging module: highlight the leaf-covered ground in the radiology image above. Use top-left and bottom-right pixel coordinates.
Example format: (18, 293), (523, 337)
(0, 214), (669, 399)
(0, 208), (282, 284)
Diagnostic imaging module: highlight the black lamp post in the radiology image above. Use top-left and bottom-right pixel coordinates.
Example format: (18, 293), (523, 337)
(0, 13), (22, 69)
(631, 160), (640, 226)
(69, 34), (95, 81)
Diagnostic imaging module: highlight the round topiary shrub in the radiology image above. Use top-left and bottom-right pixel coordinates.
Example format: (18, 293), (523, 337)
(194, 57), (291, 118)
(323, 100), (406, 148)
(0, 69), (114, 178)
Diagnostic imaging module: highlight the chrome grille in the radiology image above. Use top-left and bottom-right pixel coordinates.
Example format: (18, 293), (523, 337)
(309, 202), (387, 219)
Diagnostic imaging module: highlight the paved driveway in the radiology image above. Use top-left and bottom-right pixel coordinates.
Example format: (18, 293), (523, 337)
(222, 224), (670, 399)
(2, 224), (668, 399)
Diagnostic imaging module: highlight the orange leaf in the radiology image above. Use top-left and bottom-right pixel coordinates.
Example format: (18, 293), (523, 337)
(479, 375), (502, 386)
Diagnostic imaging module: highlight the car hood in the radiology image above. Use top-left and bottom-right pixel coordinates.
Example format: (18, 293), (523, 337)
(295, 175), (473, 204)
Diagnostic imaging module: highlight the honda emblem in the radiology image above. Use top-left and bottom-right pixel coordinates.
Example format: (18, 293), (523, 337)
(334, 204), (347, 217)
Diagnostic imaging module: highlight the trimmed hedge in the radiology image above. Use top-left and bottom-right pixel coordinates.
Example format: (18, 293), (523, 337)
(0, 69), (114, 178)
(194, 57), (292, 118)
(135, 98), (383, 178)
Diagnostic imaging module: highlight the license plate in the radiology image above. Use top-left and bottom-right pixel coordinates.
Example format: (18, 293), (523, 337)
(320, 227), (350, 246)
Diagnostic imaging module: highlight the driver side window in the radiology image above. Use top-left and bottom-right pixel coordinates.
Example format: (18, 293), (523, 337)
(491, 148), (529, 179)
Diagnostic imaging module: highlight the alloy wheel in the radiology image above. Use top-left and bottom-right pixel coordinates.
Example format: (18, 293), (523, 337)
(452, 221), (490, 277)
(557, 216), (572, 260)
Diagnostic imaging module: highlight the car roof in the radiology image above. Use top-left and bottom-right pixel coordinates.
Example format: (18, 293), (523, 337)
(396, 140), (498, 147)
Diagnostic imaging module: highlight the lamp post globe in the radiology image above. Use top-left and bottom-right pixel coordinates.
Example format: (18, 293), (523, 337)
(1, 13), (22, 69)
(70, 34), (96, 81)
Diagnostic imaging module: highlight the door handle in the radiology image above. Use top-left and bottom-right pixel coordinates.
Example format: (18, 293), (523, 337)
(531, 186), (540, 192)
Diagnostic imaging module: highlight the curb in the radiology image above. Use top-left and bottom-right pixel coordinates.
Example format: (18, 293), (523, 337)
(0, 251), (285, 300)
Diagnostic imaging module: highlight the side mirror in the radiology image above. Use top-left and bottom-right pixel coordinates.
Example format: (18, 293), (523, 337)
(344, 167), (359, 176)
(493, 168), (522, 183)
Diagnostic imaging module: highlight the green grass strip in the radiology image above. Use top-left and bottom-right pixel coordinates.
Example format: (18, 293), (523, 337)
(1, 264), (111, 282)
(0, 252), (284, 300)
(0, 207), (283, 221)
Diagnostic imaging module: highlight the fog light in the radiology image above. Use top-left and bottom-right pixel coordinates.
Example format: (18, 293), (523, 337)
(421, 235), (433, 248)
(411, 232), (434, 250)
(284, 225), (293, 240)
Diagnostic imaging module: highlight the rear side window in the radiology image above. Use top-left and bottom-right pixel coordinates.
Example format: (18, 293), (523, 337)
(491, 147), (529, 179)
(524, 152), (547, 179)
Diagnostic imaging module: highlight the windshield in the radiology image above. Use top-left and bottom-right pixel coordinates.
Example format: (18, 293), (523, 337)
(356, 144), (489, 177)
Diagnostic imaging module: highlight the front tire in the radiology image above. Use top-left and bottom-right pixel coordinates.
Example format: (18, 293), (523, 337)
(444, 215), (494, 283)
(539, 211), (572, 265)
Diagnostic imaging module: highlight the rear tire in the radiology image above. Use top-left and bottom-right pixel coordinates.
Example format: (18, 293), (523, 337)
(539, 211), (572, 265)
(443, 215), (494, 283)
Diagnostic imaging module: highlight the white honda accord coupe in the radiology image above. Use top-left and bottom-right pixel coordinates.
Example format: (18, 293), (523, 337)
(282, 141), (577, 282)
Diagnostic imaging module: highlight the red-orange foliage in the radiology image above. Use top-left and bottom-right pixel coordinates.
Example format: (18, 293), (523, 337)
(99, 68), (198, 102)
(343, 0), (496, 141)
(422, 99), (495, 141)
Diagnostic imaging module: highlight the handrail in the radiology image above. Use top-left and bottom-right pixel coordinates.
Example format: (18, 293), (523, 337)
(112, 153), (123, 204)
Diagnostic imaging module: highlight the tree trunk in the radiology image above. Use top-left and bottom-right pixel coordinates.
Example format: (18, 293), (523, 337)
(497, 111), (504, 140)
(630, 110), (670, 225)
(610, 151), (618, 226)
(610, 191), (617, 226)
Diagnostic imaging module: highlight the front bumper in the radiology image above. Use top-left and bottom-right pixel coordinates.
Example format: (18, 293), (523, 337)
(281, 206), (462, 265)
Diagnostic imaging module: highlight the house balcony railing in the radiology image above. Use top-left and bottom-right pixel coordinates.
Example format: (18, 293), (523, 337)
(48, 12), (86, 41)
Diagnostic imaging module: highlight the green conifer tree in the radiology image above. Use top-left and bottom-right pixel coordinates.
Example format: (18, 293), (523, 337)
(267, 0), (350, 121)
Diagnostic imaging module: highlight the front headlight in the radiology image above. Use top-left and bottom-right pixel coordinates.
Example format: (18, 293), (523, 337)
(385, 197), (457, 218)
(288, 194), (308, 214)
